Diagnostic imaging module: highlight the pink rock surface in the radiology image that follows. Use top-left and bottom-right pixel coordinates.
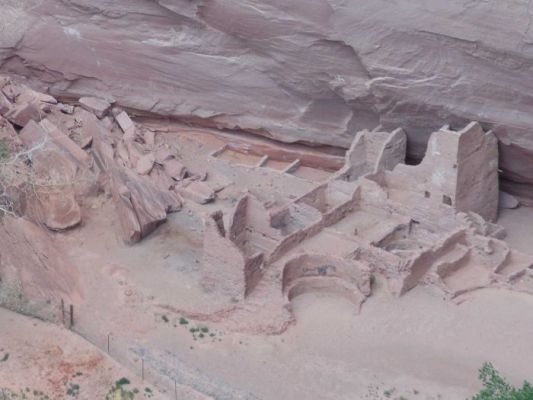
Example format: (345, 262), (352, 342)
(78, 97), (111, 119)
(4, 101), (41, 127)
(136, 152), (155, 175)
(177, 180), (215, 204)
(0, 215), (79, 302)
(111, 166), (182, 243)
(154, 148), (175, 163)
(163, 158), (188, 180)
(115, 110), (135, 137)
(2, 1), (533, 197)
(0, 91), (11, 115)
(18, 120), (83, 231)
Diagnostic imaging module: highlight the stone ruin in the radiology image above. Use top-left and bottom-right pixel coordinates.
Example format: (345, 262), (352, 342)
(202, 121), (533, 313)
(0, 74), (532, 325)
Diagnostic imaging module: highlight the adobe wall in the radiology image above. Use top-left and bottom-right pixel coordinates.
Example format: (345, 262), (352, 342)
(204, 198), (272, 299)
(391, 229), (467, 296)
(202, 211), (247, 300)
(376, 122), (498, 222)
(207, 151), (316, 201)
(335, 130), (367, 181)
(243, 252), (264, 297)
(456, 123), (499, 221)
(374, 128), (407, 172)
(267, 217), (323, 264)
(334, 127), (406, 182)
(228, 195), (248, 248)
(229, 194), (283, 256)
(201, 120), (514, 304)
(281, 254), (371, 302)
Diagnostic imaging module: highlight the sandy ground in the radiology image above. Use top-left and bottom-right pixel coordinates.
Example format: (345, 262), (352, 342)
(3, 127), (533, 400)
(0, 307), (165, 400)
(51, 191), (533, 399)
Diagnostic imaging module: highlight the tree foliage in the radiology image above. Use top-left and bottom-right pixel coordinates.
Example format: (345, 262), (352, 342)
(472, 362), (533, 400)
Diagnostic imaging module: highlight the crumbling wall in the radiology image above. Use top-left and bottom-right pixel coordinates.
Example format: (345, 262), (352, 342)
(207, 151), (316, 201)
(228, 195), (248, 247)
(202, 211), (247, 299)
(203, 201), (269, 299)
(296, 184), (329, 213)
(379, 122), (498, 221)
(391, 229), (467, 296)
(374, 128), (407, 172)
(456, 123), (499, 221)
(267, 218), (323, 264)
(229, 194), (281, 256)
(321, 183), (361, 227)
(243, 252), (264, 297)
(334, 128), (406, 182)
(335, 131), (367, 181)
(281, 253), (371, 306)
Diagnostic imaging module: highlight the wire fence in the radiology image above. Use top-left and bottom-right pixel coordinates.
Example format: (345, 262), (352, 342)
(59, 300), (259, 400)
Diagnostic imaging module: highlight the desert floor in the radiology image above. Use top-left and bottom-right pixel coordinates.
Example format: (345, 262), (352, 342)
(1, 128), (532, 400)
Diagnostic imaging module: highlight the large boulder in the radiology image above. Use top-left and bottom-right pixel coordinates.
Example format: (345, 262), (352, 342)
(3, 1), (533, 197)
(110, 166), (182, 243)
(18, 120), (85, 231)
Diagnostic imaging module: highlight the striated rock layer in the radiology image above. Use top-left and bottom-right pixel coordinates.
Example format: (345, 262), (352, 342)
(2, 1), (533, 199)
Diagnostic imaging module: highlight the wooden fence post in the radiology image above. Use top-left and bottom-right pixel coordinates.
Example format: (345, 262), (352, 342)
(69, 304), (74, 328)
(61, 299), (65, 325)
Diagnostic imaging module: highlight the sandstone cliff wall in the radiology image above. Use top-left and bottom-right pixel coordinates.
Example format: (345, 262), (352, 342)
(2, 0), (533, 198)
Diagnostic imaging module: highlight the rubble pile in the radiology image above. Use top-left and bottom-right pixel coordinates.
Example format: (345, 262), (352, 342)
(0, 75), (214, 243)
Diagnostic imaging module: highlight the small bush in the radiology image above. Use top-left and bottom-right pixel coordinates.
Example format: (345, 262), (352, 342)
(179, 317), (189, 325)
(0, 139), (9, 160)
(66, 383), (80, 397)
(115, 377), (131, 388)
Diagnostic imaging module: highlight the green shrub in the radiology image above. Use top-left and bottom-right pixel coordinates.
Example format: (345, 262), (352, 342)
(472, 362), (533, 400)
(0, 139), (9, 160)
(115, 377), (131, 388)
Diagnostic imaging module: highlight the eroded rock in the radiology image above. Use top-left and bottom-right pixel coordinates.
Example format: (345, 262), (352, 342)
(79, 97), (111, 119)
(163, 159), (187, 181)
(5, 101), (41, 127)
(115, 110), (135, 139)
(177, 180), (215, 205)
(4, 1), (533, 198)
(18, 120), (84, 231)
(136, 153), (155, 175)
(0, 91), (11, 115)
(111, 166), (182, 243)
